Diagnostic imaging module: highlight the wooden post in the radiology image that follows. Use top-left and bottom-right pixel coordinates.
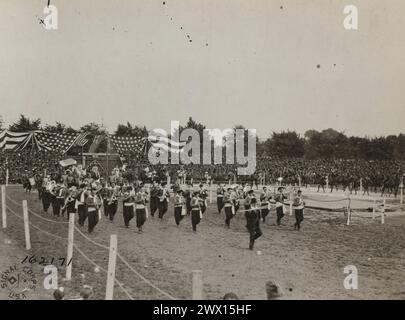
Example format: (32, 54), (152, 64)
(167, 174), (171, 187)
(289, 190), (293, 216)
(381, 198), (385, 225)
(66, 213), (75, 281)
(5, 169), (9, 186)
(400, 181), (403, 205)
(209, 181), (213, 204)
(298, 176), (301, 188)
(359, 178), (363, 194)
(105, 234), (118, 300)
(192, 270), (203, 300)
(22, 200), (31, 250)
(1, 186), (6, 228)
(346, 197), (351, 226)
(372, 198), (376, 220)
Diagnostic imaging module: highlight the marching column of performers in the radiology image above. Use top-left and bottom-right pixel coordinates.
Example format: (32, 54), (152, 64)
(36, 175), (305, 249)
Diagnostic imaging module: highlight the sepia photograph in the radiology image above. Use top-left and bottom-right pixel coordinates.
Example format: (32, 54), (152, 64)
(0, 0), (404, 308)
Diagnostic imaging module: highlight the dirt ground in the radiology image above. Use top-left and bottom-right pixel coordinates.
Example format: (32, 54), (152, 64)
(1, 185), (404, 300)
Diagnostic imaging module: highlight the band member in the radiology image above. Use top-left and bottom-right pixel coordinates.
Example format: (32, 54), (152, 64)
(149, 181), (159, 217)
(198, 185), (208, 214)
(246, 198), (262, 250)
(76, 184), (88, 226)
(122, 186), (135, 228)
(42, 178), (53, 214)
(62, 187), (77, 220)
(184, 183), (193, 215)
(107, 185), (119, 222)
(293, 190), (305, 231)
(216, 184), (225, 213)
(174, 190), (185, 227)
(101, 184), (110, 218)
(86, 187), (102, 233)
(260, 187), (272, 222)
(190, 192), (202, 232)
(157, 182), (170, 219)
(274, 187), (287, 226)
(223, 188), (234, 228)
(50, 182), (61, 217)
(135, 187), (148, 232)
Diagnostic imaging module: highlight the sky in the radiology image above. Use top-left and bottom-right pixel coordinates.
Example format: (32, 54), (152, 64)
(0, 0), (404, 140)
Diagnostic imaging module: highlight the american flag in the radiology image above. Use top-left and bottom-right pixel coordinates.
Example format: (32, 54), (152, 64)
(74, 132), (89, 147)
(110, 135), (147, 158)
(0, 130), (33, 151)
(148, 135), (186, 154)
(34, 131), (81, 153)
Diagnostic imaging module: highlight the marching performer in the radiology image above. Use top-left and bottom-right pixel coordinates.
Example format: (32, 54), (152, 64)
(223, 188), (235, 228)
(274, 187), (288, 226)
(198, 184), (208, 214)
(216, 184), (225, 213)
(85, 187), (102, 233)
(245, 197), (262, 250)
(260, 187), (272, 223)
(42, 177), (52, 214)
(122, 186), (135, 228)
(190, 192), (202, 232)
(134, 186), (148, 232)
(293, 190), (305, 231)
(62, 186), (77, 220)
(174, 189), (186, 227)
(107, 185), (120, 222)
(76, 184), (88, 227)
(149, 181), (159, 218)
(157, 182), (170, 219)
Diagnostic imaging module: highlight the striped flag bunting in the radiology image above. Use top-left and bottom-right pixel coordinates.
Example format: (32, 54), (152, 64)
(148, 135), (187, 154)
(0, 130), (33, 151)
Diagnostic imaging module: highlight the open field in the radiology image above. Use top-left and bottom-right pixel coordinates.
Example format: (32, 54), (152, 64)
(1, 185), (405, 300)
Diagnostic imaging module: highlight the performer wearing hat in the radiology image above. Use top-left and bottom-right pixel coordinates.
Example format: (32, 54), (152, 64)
(190, 192), (202, 232)
(86, 187), (102, 233)
(135, 187), (148, 232)
(122, 186), (135, 228)
(184, 183), (193, 215)
(274, 187), (287, 226)
(198, 184), (208, 214)
(246, 198), (262, 250)
(260, 187), (272, 223)
(149, 181), (159, 217)
(157, 182), (170, 219)
(107, 185), (120, 222)
(223, 188), (234, 228)
(174, 189), (185, 227)
(42, 178), (52, 214)
(76, 184), (88, 226)
(293, 190), (305, 230)
(62, 187), (77, 220)
(216, 184), (225, 213)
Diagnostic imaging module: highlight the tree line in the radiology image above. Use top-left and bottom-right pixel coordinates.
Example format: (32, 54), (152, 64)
(1, 114), (404, 160)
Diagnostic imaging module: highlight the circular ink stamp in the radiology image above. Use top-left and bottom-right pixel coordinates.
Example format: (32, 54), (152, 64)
(1, 265), (37, 299)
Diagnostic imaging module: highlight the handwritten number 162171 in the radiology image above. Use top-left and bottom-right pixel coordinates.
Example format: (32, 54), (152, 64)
(21, 255), (72, 266)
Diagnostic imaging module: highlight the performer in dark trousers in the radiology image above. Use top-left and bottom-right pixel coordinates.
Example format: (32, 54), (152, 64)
(107, 186), (119, 222)
(223, 188), (234, 228)
(198, 185), (208, 215)
(216, 184), (225, 213)
(149, 182), (159, 217)
(42, 180), (52, 214)
(122, 187), (135, 228)
(190, 192), (202, 232)
(101, 185), (110, 218)
(135, 187), (148, 232)
(185, 184), (193, 215)
(157, 183), (170, 219)
(274, 187), (287, 226)
(76, 184), (88, 226)
(245, 198), (262, 250)
(293, 190), (305, 231)
(260, 187), (272, 222)
(174, 190), (185, 227)
(62, 187), (77, 220)
(86, 188), (101, 234)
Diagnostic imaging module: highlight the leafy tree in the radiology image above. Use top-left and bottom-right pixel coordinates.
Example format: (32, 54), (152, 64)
(264, 131), (305, 158)
(9, 114), (41, 132)
(115, 122), (148, 136)
(43, 122), (77, 134)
